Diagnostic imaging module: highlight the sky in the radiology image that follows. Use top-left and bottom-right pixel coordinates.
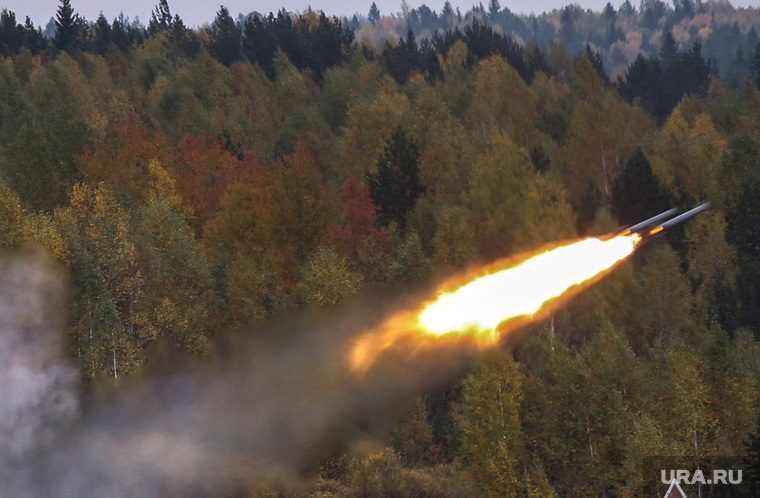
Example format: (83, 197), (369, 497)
(2, 0), (760, 30)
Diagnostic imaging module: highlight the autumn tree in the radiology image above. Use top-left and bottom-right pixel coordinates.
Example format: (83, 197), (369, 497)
(387, 232), (433, 283)
(432, 206), (478, 267)
(330, 176), (389, 282)
(460, 351), (526, 497)
(337, 76), (409, 180)
(0, 183), (25, 249)
(56, 183), (142, 378)
(298, 247), (362, 308)
(465, 131), (534, 254)
(133, 200), (213, 355)
(267, 142), (335, 284)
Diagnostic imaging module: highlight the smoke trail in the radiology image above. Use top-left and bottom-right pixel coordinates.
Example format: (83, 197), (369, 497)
(0, 246), (79, 494)
(0, 247), (479, 496)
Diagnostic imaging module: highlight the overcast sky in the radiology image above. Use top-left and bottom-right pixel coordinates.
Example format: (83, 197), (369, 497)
(2, 0), (760, 30)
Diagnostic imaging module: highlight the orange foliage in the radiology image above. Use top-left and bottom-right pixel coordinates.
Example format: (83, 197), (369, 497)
(76, 105), (173, 201)
(171, 134), (246, 234)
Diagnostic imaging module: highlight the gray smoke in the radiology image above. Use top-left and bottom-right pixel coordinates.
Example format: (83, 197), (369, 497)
(0, 247), (478, 497)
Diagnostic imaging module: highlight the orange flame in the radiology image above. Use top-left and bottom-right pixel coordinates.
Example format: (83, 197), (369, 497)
(349, 234), (640, 372)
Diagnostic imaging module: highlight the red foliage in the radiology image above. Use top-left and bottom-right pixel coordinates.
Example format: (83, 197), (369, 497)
(330, 176), (387, 261)
(76, 110), (173, 198)
(171, 134), (248, 234)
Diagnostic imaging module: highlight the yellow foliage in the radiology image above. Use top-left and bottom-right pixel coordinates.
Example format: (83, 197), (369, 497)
(0, 183), (25, 249)
(300, 247), (362, 308)
(337, 80), (410, 181)
(659, 104), (726, 201)
(146, 159), (192, 219)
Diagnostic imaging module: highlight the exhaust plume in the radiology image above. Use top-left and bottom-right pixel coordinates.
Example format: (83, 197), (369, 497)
(0, 247), (478, 496)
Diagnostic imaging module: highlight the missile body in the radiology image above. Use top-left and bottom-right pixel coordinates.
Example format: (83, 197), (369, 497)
(619, 203), (710, 240)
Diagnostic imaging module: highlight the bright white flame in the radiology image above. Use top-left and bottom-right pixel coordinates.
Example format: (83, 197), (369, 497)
(418, 236), (638, 335)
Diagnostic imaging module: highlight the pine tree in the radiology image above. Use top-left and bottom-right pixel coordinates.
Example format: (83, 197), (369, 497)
(53, 0), (79, 52)
(368, 2), (381, 26)
(611, 146), (670, 226)
(208, 6), (242, 67)
(0, 9), (24, 57)
(488, 0), (501, 20)
(365, 126), (424, 228)
(660, 31), (679, 69)
(603, 2), (616, 21)
(22, 16), (46, 55)
(148, 0), (173, 35)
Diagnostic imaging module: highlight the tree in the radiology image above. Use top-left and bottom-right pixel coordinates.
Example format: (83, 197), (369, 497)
(337, 80), (410, 181)
(387, 232), (433, 282)
(92, 13), (112, 55)
(559, 6), (577, 54)
(172, 134), (243, 234)
(638, 245), (695, 344)
(368, 2), (381, 26)
(0, 9), (24, 58)
(603, 2), (616, 21)
(659, 31), (679, 69)
(488, 0), (501, 20)
(365, 126), (424, 228)
(432, 206), (478, 267)
(133, 200), (213, 355)
(298, 247), (362, 308)
(465, 131), (534, 254)
(148, 0), (174, 35)
(56, 183), (142, 378)
(460, 351), (526, 497)
(53, 0), (79, 52)
(0, 183), (25, 249)
(208, 6), (242, 67)
(22, 16), (46, 55)
(267, 142), (335, 283)
(330, 176), (389, 282)
(617, 54), (664, 121)
(611, 147), (670, 227)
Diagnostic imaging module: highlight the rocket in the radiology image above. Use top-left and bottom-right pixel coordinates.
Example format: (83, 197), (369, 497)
(618, 203), (710, 240)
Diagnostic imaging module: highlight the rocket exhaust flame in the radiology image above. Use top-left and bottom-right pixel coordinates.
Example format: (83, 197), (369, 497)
(418, 235), (640, 335)
(351, 203), (709, 372)
(350, 234), (640, 372)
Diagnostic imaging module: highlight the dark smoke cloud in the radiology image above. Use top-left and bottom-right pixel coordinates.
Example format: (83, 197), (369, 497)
(0, 247), (479, 497)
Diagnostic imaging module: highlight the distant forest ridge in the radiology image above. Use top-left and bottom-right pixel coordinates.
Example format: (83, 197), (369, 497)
(2, 0), (759, 80)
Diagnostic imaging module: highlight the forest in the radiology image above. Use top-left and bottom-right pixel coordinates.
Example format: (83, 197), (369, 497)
(3, 0), (760, 495)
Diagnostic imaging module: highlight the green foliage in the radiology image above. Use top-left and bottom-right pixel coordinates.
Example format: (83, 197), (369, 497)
(611, 146), (670, 226)
(432, 205), (478, 267)
(365, 126), (424, 228)
(133, 200), (213, 355)
(387, 232), (433, 283)
(389, 397), (442, 467)
(460, 351), (526, 497)
(1, 5), (760, 495)
(298, 247), (362, 308)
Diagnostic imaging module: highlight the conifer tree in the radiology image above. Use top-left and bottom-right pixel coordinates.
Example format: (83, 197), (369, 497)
(660, 31), (679, 69)
(368, 2), (381, 26)
(611, 146), (670, 226)
(365, 127), (424, 228)
(208, 5), (242, 67)
(148, 0), (173, 35)
(54, 0), (79, 52)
